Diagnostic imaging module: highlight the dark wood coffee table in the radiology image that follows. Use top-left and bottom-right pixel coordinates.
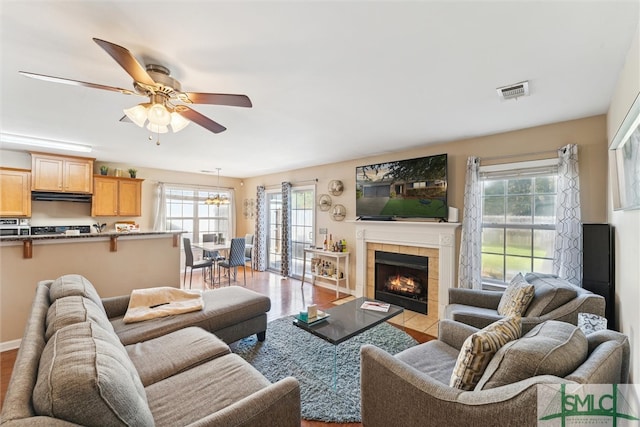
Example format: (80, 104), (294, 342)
(293, 297), (404, 388)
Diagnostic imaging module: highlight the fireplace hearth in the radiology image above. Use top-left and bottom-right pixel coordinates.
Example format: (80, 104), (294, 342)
(375, 251), (428, 314)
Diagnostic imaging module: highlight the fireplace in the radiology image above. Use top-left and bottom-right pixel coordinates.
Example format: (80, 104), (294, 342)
(375, 251), (428, 314)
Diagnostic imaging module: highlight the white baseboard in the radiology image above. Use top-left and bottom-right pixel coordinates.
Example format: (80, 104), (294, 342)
(1, 339), (21, 352)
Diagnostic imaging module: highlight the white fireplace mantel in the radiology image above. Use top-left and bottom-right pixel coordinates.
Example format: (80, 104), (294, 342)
(351, 220), (460, 317)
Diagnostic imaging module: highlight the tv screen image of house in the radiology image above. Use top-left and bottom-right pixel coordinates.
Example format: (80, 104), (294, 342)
(355, 153), (448, 219)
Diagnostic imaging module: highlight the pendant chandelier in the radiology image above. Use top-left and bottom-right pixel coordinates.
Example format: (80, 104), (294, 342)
(204, 168), (229, 206)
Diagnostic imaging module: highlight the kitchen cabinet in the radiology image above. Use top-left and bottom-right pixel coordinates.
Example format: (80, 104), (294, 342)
(92, 175), (143, 216)
(0, 167), (31, 217)
(31, 152), (94, 193)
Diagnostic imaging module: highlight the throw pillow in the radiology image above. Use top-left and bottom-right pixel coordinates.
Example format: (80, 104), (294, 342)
(497, 273), (535, 316)
(450, 316), (522, 390)
(577, 312), (608, 335)
(476, 320), (588, 390)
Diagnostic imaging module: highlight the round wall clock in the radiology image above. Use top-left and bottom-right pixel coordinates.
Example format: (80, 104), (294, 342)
(328, 180), (344, 196)
(318, 194), (332, 211)
(331, 204), (346, 221)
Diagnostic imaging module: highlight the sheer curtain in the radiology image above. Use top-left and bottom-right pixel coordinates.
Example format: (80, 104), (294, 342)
(152, 182), (166, 231)
(553, 143), (582, 286)
(458, 157), (482, 289)
(255, 186), (267, 271)
(280, 182), (292, 278)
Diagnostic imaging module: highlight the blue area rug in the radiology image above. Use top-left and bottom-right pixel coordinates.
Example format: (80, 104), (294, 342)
(230, 316), (417, 423)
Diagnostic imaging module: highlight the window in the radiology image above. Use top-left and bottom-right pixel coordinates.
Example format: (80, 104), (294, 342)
(164, 186), (233, 245)
(480, 160), (558, 284)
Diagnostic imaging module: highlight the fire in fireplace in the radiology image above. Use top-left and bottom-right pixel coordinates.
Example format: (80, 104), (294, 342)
(375, 251), (428, 314)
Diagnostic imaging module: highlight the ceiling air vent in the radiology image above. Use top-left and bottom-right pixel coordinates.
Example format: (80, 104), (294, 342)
(496, 81), (529, 100)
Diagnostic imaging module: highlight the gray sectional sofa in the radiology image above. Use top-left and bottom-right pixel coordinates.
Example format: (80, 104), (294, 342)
(1, 274), (301, 426)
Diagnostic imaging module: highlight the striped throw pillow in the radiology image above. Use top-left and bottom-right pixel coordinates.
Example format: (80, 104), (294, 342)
(450, 316), (522, 390)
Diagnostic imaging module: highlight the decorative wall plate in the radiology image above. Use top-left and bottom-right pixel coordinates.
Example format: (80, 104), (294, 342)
(318, 194), (332, 211)
(331, 204), (346, 221)
(328, 180), (344, 196)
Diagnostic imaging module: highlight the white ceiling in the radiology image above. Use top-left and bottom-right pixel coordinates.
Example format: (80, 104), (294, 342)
(1, 1), (638, 178)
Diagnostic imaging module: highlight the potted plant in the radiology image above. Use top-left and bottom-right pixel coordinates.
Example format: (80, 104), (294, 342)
(99, 165), (109, 176)
(128, 168), (137, 178)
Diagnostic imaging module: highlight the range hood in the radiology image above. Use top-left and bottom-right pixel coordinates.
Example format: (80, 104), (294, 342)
(31, 191), (92, 203)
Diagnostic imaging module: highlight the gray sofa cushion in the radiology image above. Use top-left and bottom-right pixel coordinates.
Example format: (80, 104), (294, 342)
(476, 320), (588, 390)
(126, 326), (231, 386)
(45, 296), (113, 341)
(33, 322), (154, 426)
(145, 353), (272, 426)
(396, 340), (459, 385)
(48, 274), (106, 315)
(524, 273), (578, 317)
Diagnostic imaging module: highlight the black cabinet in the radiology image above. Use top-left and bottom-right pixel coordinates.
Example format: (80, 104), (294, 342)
(582, 223), (615, 330)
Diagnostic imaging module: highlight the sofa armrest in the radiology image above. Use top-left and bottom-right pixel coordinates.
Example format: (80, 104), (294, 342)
(438, 320), (479, 350)
(448, 288), (502, 309)
(184, 377), (300, 427)
(101, 295), (130, 319)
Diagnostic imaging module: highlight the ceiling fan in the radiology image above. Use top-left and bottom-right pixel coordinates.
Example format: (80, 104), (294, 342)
(19, 38), (252, 135)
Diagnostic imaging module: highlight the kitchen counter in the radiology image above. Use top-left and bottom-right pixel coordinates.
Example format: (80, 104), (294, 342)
(1, 230), (183, 346)
(0, 230), (182, 242)
(1, 230), (184, 258)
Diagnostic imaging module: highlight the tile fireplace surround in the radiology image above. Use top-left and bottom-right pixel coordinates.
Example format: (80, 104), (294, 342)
(353, 220), (461, 326)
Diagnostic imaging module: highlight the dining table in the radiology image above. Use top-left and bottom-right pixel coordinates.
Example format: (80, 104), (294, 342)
(190, 241), (231, 284)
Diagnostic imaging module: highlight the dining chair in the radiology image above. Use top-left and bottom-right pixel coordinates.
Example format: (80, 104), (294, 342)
(183, 237), (213, 289)
(218, 237), (246, 286)
(244, 233), (254, 277)
(202, 233), (225, 277)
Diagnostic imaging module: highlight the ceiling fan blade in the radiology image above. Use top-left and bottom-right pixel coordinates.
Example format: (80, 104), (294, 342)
(174, 105), (226, 134)
(182, 92), (252, 108)
(19, 71), (138, 95)
(92, 38), (156, 86)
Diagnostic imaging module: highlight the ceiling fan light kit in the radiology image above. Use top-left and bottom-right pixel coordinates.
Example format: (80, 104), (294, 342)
(19, 37), (252, 138)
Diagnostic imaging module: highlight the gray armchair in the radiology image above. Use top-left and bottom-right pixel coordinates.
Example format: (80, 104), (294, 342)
(360, 319), (629, 427)
(445, 273), (605, 334)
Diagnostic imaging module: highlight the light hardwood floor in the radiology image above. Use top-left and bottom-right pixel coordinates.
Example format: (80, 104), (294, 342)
(1, 267), (433, 426)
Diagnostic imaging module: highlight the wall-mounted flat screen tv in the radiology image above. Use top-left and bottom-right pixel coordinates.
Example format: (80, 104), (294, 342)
(355, 153), (448, 220)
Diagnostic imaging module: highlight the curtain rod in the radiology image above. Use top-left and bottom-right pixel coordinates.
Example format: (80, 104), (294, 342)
(262, 178), (318, 189)
(155, 180), (234, 190)
(480, 148), (559, 163)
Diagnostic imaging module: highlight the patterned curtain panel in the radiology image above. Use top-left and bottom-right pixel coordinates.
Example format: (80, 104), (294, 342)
(255, 186), (267, 271)
(152, 182), (166, 231)
(281, 182), (292, 278)
(553, 144), (582, 286)
(458, 157), (482, 289)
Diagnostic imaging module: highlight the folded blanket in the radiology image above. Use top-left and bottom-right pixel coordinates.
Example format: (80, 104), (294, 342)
(123, 287), (204, 324)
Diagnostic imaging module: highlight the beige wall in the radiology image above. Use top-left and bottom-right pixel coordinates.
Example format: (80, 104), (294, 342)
(240, 115), (609, 290)
(0, 235), (180, 346)
(607, 25), (640, 383)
